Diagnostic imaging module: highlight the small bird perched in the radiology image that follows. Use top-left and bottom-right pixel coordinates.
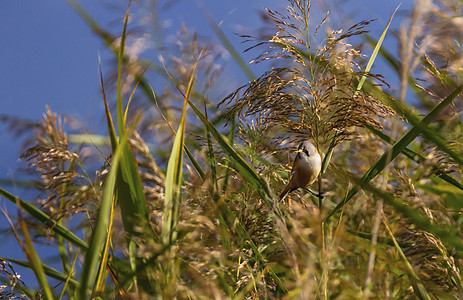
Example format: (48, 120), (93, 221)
(279, 141), (322, 200)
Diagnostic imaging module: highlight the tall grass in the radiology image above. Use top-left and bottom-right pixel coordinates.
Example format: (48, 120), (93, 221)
(1, 0), (463, 298)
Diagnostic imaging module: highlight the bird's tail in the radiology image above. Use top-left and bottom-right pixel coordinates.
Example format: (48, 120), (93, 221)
(279, 186), (297, 201)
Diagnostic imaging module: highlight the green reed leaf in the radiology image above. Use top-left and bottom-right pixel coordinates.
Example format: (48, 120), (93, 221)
(327, 85), (463, 221)
(356, 5), (399, 94)
(0, 188), (88, 250)
(162, 52), (201, 246)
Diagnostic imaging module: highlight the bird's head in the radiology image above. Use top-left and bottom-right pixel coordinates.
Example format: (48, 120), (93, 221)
(297, 141), (318, 157)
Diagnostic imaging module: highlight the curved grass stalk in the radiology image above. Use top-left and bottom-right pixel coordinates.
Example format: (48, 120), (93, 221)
(382, 216), (431, 300)
(0, 188), (88, 250)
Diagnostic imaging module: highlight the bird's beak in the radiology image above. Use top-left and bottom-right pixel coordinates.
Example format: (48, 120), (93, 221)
(296, 148), (303, 159)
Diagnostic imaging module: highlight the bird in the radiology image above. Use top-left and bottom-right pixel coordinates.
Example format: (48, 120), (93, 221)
(279, 141), (322, 200)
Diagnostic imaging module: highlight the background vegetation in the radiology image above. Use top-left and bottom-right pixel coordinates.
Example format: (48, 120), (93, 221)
(1, 0), (463, 299)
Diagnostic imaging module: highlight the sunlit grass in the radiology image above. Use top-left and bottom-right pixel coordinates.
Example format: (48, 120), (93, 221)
(1, 0), (463, 299)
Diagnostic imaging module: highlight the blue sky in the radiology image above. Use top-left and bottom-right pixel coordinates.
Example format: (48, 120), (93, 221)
(0, 0), (406, 176)
(0, 0), (406, 290)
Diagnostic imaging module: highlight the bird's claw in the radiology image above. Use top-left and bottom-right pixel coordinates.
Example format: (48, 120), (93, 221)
(316, 192), (325, 200)
(304, 188), (325, 199)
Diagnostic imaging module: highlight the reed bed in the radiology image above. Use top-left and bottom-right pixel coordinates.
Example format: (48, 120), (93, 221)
(1, 0), (463, 298)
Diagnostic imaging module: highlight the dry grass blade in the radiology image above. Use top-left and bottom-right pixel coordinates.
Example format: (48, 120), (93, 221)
(58, 249), (81, 300)
(17, 213), (54, 299)
(93, 198), (116, 296)
(382, 216), (431, 300)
